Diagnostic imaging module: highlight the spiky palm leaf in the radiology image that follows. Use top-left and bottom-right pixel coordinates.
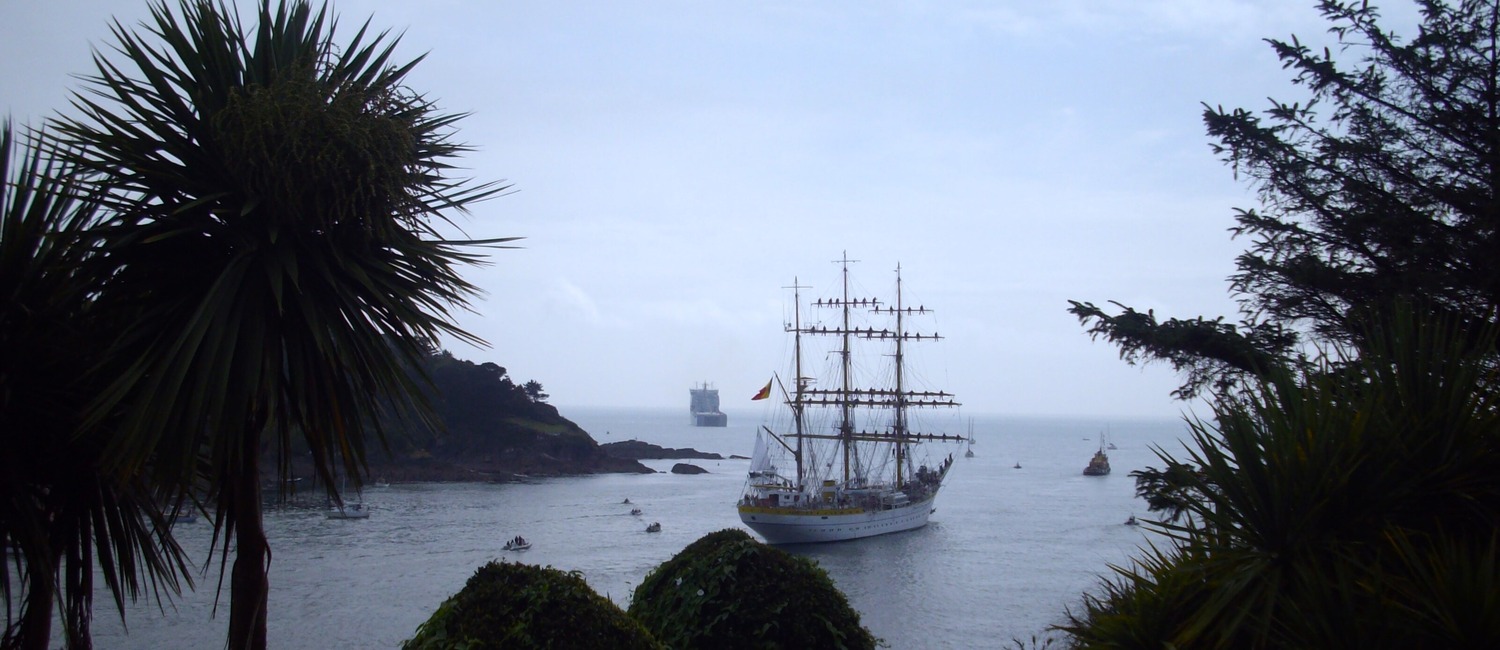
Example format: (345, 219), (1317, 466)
(1062, 304), (1500, 648)
(48, 2), (511, 648)
(1, 121), (193, 650)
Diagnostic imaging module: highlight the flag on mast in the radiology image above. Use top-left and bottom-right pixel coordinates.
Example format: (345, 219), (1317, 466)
(751, 379), (773, 401)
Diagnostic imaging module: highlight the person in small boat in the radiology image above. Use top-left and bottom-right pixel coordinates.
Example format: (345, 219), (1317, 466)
(1124, 516), (1138, 526)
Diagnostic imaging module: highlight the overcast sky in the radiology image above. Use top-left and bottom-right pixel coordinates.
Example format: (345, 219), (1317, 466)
(1, 1), (1424, 419)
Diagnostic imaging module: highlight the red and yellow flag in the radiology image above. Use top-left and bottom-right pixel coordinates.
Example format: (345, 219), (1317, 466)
(751, 379), (773, 401)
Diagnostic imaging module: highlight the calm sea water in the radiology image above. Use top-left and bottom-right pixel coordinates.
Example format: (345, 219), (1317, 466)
(84, 407), (1185, 649)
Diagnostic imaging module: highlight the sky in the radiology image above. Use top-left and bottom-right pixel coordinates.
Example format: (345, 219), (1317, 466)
(0, 1), (1424, 419)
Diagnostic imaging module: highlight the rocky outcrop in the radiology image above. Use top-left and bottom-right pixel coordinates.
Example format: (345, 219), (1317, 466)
(600, 440), (724, 460)
(670, 463), (708, 475)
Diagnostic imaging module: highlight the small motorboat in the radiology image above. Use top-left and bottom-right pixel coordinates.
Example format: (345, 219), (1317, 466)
(326, 503), (370, 519)
(327, 478), (370, 518)
(645, 522), (662, 533)
(1124, 515), (1139, 526)
(504, 535), (532, 551)
(630, 508), (643, 516)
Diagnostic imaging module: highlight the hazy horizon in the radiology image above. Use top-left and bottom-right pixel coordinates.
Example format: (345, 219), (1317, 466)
(2, 1), (1424, 420)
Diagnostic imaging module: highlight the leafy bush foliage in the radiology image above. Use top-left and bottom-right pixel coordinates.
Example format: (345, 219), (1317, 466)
(404, 561), (659, 649)
(629, 529), (876, 649)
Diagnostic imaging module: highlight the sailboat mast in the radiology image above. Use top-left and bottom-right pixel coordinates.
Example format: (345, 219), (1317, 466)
(791, 277), (806, 485)
(894, 264), (907, 487)
(838, 254), (854, 485)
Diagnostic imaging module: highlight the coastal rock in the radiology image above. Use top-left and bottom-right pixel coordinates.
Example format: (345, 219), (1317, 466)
(670, 463), (708, 475)
(601, 440), (724, 460)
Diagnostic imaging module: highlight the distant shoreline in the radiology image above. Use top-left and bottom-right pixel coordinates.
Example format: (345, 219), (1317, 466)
(271, 438), (742, 488)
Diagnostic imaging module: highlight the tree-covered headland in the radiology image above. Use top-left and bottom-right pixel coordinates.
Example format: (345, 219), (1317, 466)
(328, 348), (651, 483)
(1064, 1), (1500, 647)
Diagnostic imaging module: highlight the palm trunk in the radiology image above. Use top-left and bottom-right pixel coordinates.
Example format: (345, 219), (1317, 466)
(17, 557), (54, 650)
(63, 537), (92, 650)
(228, 432), (269, 650)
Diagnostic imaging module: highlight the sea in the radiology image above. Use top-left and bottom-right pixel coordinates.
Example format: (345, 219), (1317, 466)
(83, 407), (1187, 649)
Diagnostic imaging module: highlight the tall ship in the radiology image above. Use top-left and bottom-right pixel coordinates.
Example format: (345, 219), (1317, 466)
(689, 382), (728, 427)
(738, 255), (962, 544)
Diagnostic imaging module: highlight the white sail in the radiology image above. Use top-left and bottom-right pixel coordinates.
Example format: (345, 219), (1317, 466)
(748, 427), (774, 476)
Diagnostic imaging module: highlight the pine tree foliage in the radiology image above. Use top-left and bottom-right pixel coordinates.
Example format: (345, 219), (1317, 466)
(1070, 0), (1500, 398)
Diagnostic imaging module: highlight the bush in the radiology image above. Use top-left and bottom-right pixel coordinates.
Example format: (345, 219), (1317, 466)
(403, 560), (659, 649)
(629, 528), (876, 649)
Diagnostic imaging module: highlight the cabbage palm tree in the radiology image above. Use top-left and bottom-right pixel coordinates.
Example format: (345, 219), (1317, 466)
(1, 122), (193, 650)
(1058, 306), (1500, 648)
(50, 2), (510, 648)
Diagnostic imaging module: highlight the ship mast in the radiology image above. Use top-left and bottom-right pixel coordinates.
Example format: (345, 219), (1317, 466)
(790, 277), (807, 486)
(893, 264), (907, 487)
(838, 254), (855, 485)
(781, 255), (964, 491)
(869, 263), (966, 474)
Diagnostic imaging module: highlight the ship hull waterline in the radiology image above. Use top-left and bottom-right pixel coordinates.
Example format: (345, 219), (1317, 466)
(738, 493), (940, 544)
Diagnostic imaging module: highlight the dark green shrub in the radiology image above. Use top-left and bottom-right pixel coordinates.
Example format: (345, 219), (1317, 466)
(404, 560), (659, 649)
(629, 528), (876, 649)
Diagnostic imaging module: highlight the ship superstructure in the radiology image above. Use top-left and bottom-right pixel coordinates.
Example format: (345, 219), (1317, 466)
(690, 382), (728, 427)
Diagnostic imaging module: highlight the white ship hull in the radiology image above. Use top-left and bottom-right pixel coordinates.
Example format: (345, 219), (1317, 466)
(738, 494), (938, 544)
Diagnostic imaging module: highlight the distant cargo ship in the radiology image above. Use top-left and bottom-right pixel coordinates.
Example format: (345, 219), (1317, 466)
(689, 382), (728, 427)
